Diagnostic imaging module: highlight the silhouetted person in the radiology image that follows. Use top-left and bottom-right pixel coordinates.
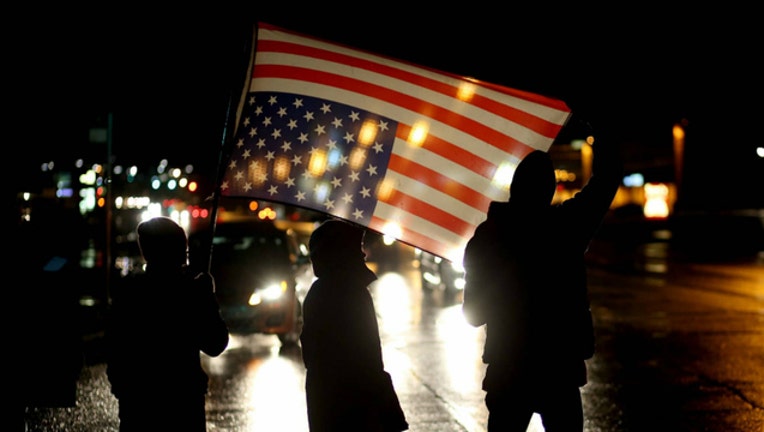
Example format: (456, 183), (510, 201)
(105, 216), (229, 432)
(15, 198), (86, 431)
(300, 219), (408, 432)
(462, 138), (622, 431)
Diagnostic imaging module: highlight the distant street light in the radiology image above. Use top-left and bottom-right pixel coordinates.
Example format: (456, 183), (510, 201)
(581, 135), (594, 183)
(673, 121), (686, 198)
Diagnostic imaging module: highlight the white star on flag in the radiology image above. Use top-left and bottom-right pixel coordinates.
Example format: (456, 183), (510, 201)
(220, 22), (571, 262)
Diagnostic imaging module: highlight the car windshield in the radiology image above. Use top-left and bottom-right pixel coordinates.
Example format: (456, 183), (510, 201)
(191, 222), (294, 303)
(211, 231), (291, 267)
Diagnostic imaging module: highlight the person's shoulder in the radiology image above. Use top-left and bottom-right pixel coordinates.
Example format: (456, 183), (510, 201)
(306, 277), (327, 295)
(486, 200), (510, 217)
(301, 280), (325, 311)
(179, 270), (214, 294)
(468, 213), (502, 243)
(305, 277), (346, 304)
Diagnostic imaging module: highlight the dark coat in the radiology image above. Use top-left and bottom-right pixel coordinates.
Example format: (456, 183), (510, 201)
(300, 220), (408, 432)
(105, 268), (229, 430)
(462, 145), (622, 391)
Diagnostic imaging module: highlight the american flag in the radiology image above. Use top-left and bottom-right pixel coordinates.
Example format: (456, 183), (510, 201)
(220, 22), (571, 262)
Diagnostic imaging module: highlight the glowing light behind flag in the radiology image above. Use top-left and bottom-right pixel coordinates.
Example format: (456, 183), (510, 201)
(220, 22), (571, 262)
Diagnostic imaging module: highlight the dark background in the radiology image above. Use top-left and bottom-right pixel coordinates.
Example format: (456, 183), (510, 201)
(11, 5), (763, 209)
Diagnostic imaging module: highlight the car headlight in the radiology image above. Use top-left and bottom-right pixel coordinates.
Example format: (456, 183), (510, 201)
(453, 277), (466, 290)
(422, 271), (441, 285)
(248, 280), (288, 306)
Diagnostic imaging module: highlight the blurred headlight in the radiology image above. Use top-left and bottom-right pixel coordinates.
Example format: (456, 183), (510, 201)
(248, 280), (289, 306)
(423, 271), (441, 285)
(453, 277), (466, 290)
(248, 292), (263, 306)
(262, 281), (287, 300)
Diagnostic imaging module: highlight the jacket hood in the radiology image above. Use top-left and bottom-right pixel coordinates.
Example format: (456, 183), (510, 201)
(508, 150), (556, 208)
(309, 219), (368, 278)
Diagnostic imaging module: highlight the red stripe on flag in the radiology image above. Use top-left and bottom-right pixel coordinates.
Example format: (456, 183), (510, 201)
(368, 216), (455, 257)
(394, 123), (505, 181)
(257, 37), (567, 138)
(387, 153), (491, 211)
(378, 189), (473, 237)
(230, 23), (573, 260)
(254, 64), (534, 159)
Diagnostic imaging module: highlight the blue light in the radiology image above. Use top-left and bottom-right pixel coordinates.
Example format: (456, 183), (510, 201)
(623, 173), (644, 187)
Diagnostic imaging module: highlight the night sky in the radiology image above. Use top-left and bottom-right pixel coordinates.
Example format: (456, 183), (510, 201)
(12, 6), (763, 209)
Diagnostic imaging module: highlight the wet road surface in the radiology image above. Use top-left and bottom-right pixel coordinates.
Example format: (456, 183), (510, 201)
(23, 250), (764, 431)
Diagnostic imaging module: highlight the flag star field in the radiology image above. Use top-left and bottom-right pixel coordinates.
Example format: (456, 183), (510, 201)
(221, 92), (396, 227)
(220, 22), (570, 262)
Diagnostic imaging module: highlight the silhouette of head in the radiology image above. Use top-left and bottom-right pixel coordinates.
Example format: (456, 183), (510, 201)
(509, 150), (556, 208)
(137, 216), (188, 268)
(309, 219), (365, 277)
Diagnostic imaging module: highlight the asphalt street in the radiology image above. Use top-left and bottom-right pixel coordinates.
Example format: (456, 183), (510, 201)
(23, 242), (764, 432)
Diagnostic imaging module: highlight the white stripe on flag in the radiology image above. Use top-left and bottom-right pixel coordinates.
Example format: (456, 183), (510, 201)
(221, 22), (571, 261)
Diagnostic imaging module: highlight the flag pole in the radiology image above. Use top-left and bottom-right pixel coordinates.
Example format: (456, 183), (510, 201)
(203, 21), (258, 273)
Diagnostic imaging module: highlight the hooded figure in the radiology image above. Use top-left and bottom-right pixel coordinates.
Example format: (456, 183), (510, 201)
(462, 144), (622, 431)
(300, 219), (408, 432)
(105, 216), (229, 432)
